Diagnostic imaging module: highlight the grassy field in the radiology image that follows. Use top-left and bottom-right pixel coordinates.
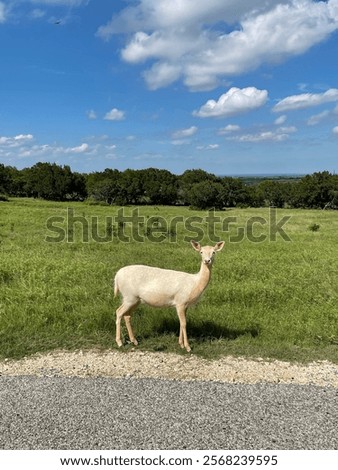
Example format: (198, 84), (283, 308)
(0, 198), (337, 363)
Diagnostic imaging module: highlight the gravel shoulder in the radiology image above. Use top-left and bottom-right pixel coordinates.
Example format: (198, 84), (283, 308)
(1, 349), (338, 387)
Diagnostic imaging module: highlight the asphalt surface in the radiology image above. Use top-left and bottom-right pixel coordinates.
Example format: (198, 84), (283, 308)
(0, 376), (337, 449)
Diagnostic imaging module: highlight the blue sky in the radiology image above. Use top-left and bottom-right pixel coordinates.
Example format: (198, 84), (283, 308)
(1, 0), (338, 175)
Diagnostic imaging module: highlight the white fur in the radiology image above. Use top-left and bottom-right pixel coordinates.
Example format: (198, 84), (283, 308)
(114, 240), (224, 352)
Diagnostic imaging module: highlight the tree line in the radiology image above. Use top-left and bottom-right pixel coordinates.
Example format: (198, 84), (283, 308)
(1, 162), (338, 210)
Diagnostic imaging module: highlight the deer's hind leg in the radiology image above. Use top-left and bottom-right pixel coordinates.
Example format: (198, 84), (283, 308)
(115, 299), (139, 347)
(124, 311), (139, 346)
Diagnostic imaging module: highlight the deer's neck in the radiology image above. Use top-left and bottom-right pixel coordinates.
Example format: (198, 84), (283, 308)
(186, 262), (212, 306)
(197, 261), (212, 286)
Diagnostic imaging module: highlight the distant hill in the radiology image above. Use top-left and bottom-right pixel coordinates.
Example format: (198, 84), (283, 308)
(222, 175), (304, 186)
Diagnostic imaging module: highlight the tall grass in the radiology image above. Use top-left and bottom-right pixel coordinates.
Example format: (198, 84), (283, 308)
(0, 198), (337, 362)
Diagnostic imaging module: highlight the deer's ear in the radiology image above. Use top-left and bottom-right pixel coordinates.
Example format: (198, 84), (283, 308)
(214, 241), (225, 251)
(191, 240), (201, 251)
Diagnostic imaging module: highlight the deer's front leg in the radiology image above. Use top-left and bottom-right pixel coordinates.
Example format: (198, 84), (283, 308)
(176, 305), (191, 352)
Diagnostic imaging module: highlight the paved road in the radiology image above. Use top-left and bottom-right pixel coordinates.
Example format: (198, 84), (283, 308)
(0, 376), (337, 449)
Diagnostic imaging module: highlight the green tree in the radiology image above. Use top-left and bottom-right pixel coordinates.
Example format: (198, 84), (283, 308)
(86, 169), (121, 204)
(116, 169), (144, 205)
(140, 168), (178, 205)
(25, 162), (86, 200)
(220, 177), (251, 207)
(70, 172), (87, 200)
(255, 180), (288, 208)
(292, 171), (337, 208)
(178, 169), (219, 205)
(187, 181), (223, 209)
(0, 164), (12, 194)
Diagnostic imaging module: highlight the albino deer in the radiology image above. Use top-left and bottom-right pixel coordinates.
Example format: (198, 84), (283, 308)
(114, 240), (225, 352)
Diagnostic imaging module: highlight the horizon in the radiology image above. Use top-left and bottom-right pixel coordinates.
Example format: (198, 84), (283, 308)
(0, 1), (338, 175)
(2, 159), (312, 178)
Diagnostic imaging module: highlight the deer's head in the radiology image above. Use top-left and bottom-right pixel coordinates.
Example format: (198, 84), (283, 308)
(191, 240), (225, 266)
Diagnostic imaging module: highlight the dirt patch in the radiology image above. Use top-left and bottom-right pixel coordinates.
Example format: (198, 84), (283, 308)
(1, 349), (338, 387)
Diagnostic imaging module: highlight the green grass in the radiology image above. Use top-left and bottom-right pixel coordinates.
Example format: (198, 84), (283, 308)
(0, 198), (337, 363)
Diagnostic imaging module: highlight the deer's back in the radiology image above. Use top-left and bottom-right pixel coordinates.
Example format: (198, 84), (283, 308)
(115, 265), (196, 307)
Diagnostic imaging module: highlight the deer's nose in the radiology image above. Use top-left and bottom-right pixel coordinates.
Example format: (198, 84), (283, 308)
(204, 258), (212, 264)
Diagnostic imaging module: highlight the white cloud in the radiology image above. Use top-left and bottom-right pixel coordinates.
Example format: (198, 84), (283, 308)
(196, 144), (219, 150)
(333, 126), (338, 135)
(218, 124), (240, 134)
(30, 8), (46, 19)
(171, 126), (197, 139)
(278, 126), (297, 134)
(230, 132), (286, 143)
(86, 109), (97, 120)
(0, 1), (7, 23)
(143, 62), (182, 90)
(121, 31), (192, 63)
(228, 126), (296, 143)
(104, 108), (125, 121)
(18, 145), (50, 158)
(274, 115), (287, 125)
(15, 134), (34, 141)
(98, 0), (287, 38)
(307, 110), (330, 126)
(0, 134), (34, 146)
(64, 143), (89, 153)
(19, 142), (90, 157)
(194, 87), (268, 118)
(0, 133), (92, 161)
(184, 0), (338, 90)
(98, 0), (338, 91)
(171, 139), (191, 146)
(297, 83), (309, 92)
(273, 88), (338, 112)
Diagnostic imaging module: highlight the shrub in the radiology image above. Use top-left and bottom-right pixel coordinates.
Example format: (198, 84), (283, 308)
(309, 223), (320, 232)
